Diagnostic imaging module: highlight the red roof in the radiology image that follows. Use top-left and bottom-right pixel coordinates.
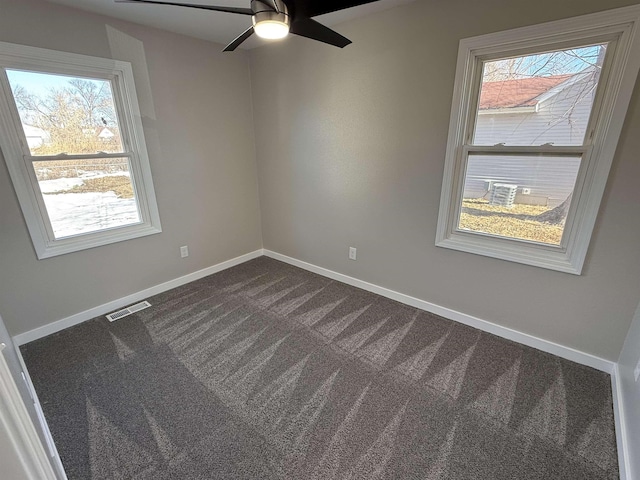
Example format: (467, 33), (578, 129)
(478, 74), (572, 110)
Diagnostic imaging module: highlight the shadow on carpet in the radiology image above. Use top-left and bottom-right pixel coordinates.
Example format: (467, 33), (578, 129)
(21, 256), (619, 479)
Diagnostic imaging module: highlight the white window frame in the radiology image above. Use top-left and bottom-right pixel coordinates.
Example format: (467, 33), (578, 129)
(435, 5), (640, 274)
(0, 42), (161, 259)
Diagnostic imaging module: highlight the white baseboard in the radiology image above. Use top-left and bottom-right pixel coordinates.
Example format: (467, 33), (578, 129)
(13, 250), (263, 346)
(263, 249), (615, 374)
(15, 247), (616, 373)
(611, 365), (631, 480)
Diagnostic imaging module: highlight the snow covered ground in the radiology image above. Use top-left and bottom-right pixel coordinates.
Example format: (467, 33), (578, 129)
(38, 174), (140, 238)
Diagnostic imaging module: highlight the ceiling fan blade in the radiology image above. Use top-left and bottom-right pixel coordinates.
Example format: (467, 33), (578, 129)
(223, 26), (255, 51)
(115, 0), (254, 15)
(290, 17), (351, 48)
(291, 0), (381, 18)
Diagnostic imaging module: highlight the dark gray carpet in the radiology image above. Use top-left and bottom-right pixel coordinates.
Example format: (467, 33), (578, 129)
(21, 256), (619, 479)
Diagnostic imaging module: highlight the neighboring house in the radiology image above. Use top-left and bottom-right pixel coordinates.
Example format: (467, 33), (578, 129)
(96, 126), (117, 141)
(22, 124), (50, 150)
(81, 126), (119, 141)
(463, 69), (597, 206)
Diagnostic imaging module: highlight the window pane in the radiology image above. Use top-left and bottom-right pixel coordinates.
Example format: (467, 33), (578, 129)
(6, 70), (125, 155)
(33, 158), (140, 238)
(458, 154), (581, 245)
(473, 44), (607, 146)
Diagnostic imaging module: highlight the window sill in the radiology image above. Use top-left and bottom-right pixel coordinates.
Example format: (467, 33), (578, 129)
(35, 223), (162, 259)
(436, 231), (581, 274)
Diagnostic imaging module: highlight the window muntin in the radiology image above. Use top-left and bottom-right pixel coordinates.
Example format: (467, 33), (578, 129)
(0, 42), (161, 258)
(436, 6), (640, 274)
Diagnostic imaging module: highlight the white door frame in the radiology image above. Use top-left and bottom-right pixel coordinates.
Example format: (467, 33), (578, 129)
(0, 341), (58, 479)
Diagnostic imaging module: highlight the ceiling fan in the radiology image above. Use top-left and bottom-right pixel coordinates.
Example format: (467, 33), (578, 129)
(116, 0), (382, 51)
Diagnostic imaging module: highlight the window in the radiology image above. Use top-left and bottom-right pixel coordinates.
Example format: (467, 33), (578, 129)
(0, 42), (161, 259)
(436, 6), (640, 274)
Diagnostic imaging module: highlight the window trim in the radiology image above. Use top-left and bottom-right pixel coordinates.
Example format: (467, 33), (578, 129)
(435, 5), (640, 274)
(0, 42), (162, 259)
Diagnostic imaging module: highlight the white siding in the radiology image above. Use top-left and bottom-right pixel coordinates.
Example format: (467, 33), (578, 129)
(464, 155), (581, 206)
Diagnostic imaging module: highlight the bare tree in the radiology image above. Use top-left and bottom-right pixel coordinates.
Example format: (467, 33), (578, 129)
(482, 46), (605, 82)
(12, 79), (120, 155)
(534, 193), (572, 224)
(68, 78), (116, 126)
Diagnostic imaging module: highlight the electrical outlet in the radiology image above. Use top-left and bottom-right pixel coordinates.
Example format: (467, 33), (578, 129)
(180, 245), (189, 258)
(634, 357), (640, 382)
(349, 247), (357, 260)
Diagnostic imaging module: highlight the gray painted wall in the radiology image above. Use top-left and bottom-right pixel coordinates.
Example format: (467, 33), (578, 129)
(618, 300), (640, 479)
(250, 0), (640, 361)
(0, 0), (262, 335)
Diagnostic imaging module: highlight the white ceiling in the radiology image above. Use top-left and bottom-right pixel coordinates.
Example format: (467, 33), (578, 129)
(45, 0), (415, 50)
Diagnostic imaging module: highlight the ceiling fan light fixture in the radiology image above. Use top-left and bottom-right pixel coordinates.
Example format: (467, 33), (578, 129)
(254, 19), (289, 39)
(252, 7), (290, 40)
(122, 0), (357, 51)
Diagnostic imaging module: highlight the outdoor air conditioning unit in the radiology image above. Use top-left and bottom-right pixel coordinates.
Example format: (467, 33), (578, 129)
(490, 183), (518, 207)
